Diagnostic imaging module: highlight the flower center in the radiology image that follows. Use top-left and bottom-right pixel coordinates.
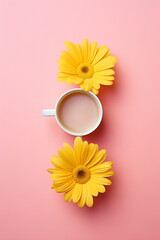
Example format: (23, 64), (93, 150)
(73, 165), (91, 184)
(77, 63), (94, 79)
(81, 66), (88, 73)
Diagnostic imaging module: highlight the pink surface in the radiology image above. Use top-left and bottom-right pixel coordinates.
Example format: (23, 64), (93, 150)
(0, 0), (160, 239)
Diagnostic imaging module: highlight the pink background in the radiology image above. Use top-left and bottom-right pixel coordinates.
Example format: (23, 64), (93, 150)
(0, 0), (160, 239)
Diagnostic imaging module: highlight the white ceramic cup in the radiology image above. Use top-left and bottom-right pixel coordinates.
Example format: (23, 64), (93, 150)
(42, 88), (103, 136)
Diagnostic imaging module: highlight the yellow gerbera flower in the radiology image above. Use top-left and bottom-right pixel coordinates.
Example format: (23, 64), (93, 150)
(57, 39), (117, 95)
(47, 137), (114, 208)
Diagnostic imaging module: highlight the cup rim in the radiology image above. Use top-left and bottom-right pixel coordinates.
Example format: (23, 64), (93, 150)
(55, 88), (103, 136)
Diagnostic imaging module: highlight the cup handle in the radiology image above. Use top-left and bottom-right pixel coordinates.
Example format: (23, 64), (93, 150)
(42, 109), (56, 116)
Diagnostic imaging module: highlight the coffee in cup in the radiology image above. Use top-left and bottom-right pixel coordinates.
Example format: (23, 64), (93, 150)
(42, 89), (103, 136)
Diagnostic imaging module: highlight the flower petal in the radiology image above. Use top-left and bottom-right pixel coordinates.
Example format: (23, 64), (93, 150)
(60, 50), (78, 67)
(51, 171), (73, 182)
(81, 79), (93, 91)
(57, 75), (83, 85)
(87, 149), (107, 168)
(78, 184), (86, 208)
(93, 79), (100, 89)
(84, 143), (99, 166)
(72, 184), (82, 203)
(94, 55), (117, 71)
(72, 77), (83, 84)
(85, 80), (91, 91)
(57, 77), (75, 84)
(98, 79), (113, 86)
(80, 81), (87, 90)
(50, 173), (72, 182)
(91, 87), (99, 95)
(54, 179), (75, 193)
(62, 143), (77, 165)
(50, 168), (70, 175)
(58, 55), (77, 68)
(64, 41), (81, 64)
(85, 184), (93, 207)
(89, 41), (98, 63)
(94, 69), (115, 76)
(74, 137), (83, 165)
(92, 45), (110, 65)
(47, 168), (55, 174)
(76, 44), (83, 63)
(92, 176), (112, 185)
(50, 155), (71, 170)
(93, 74), (114, 80)
(58, 63), (77, 74)
(86, 180), (98, 196)
(81, 38), (91, 63)
(90, 161), (113, 172)
(80, 141), (89, 164)
(64, 186), (75, 202)
(58, 147), (75, 168)
(93, 181), (106, 193)
(57, 72), (76, 78)
(89, 78), (94, 90)
(92, 170), (115, 178)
